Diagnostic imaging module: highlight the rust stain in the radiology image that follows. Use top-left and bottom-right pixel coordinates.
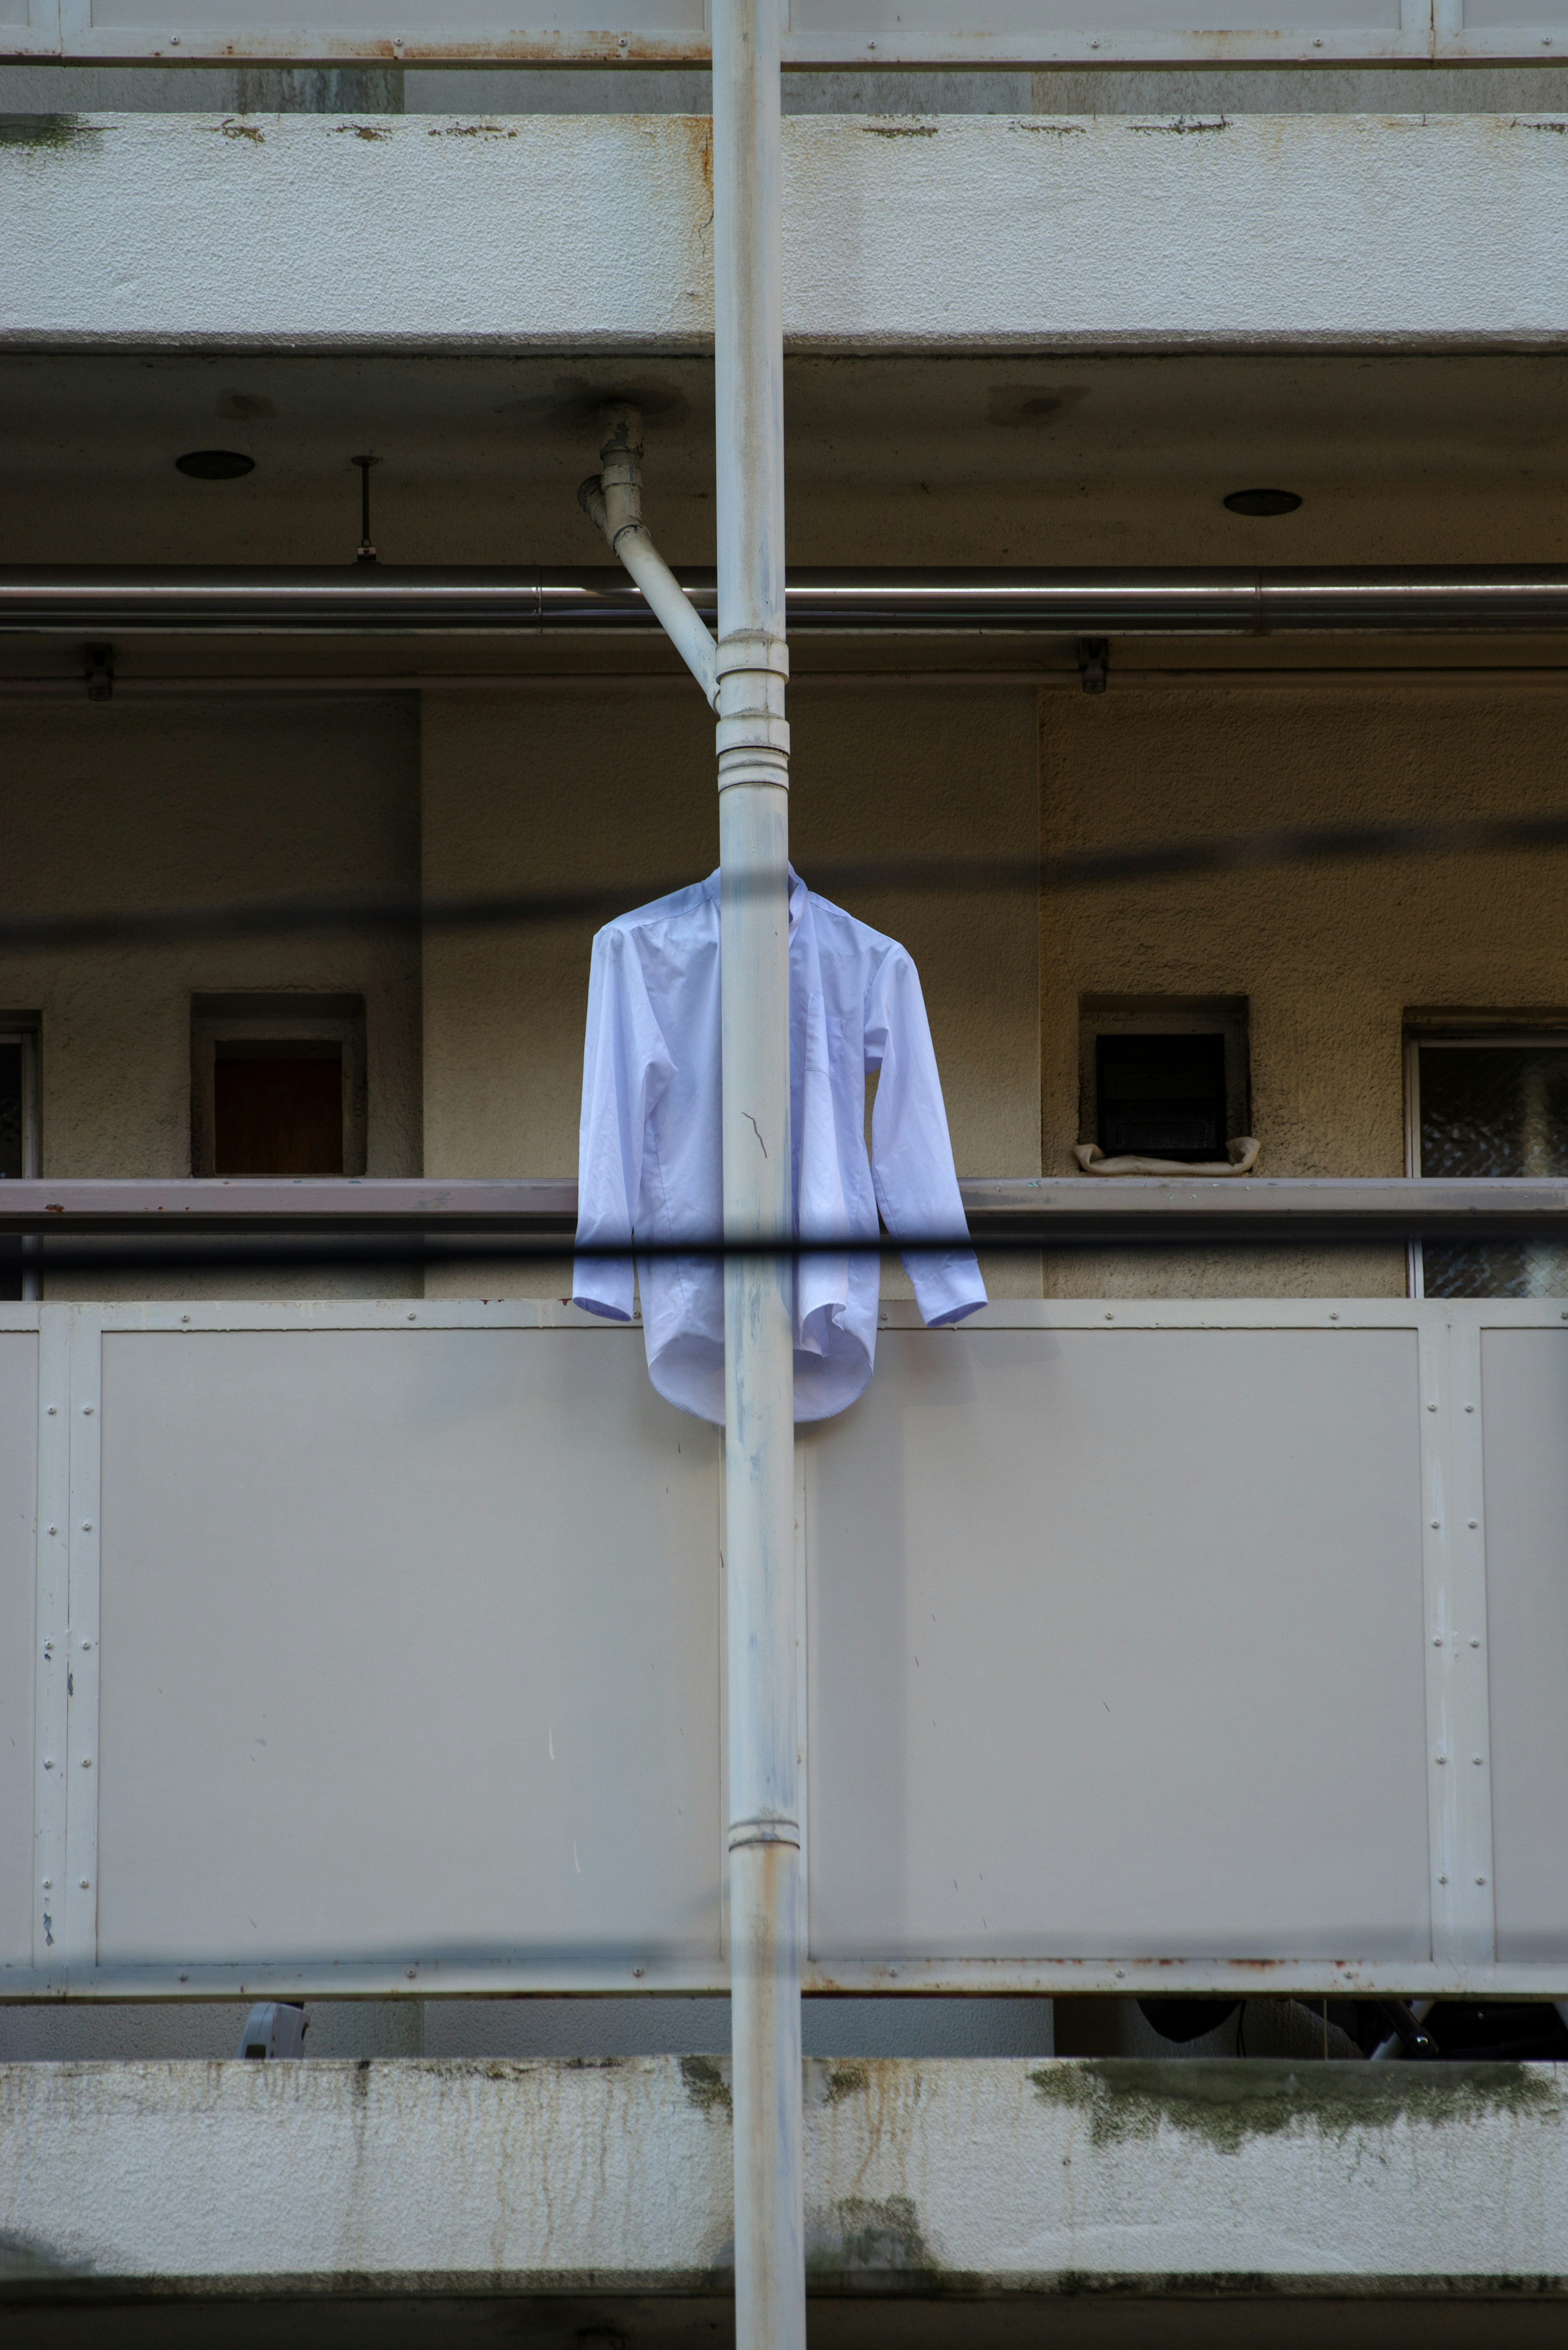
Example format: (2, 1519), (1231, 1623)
(1128, 117), (1230, 136)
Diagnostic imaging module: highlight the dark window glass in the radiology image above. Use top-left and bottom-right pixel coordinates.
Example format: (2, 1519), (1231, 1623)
(1096, 1033), (1227, 1163)
(0, 1043), (20, 1180)
(1419, 1044), (1568, 1298)
(214, 1046), (344, 1176)
(0, 1042), (22, 1301)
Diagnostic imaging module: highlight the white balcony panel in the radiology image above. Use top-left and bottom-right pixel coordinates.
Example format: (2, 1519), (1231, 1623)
(6, 1296), (1567, 1997)
(1438, 0), (1568, 48)
(10, 0), (1436, 60)
(793, 0), (1403, 26)
(808, 1324), (1432, 1963)
(94, 1324), (722, 1970)
(84, 0), (705, 25)
(0, 1331), (36, 1972)
(1480, 1325), (1568, 1964)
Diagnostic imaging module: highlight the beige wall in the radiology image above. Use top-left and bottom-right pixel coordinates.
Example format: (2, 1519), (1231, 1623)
(0, 693), (423, 1293)
(15, 674), (1568, 1310)
(1042, 680), (1568, 1295)
(420, 678), (1041, 1296)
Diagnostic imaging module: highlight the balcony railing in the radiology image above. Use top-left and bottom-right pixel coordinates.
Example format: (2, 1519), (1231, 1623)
(2, 1179), (1566, 2004)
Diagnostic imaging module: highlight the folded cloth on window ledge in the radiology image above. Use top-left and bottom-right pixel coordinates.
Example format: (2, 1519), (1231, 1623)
(1074, 1137), (1262, 1178)
(572, 866), (987, 1425)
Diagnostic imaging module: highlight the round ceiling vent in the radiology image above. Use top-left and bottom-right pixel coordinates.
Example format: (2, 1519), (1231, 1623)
(1223, 487), (1302, 517)
(175, 450), (256, 481)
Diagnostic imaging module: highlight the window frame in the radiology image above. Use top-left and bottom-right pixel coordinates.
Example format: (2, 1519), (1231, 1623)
(190, 995), (366, 1179)
(0, 1014), (42, 1302)
(1078, 997), (1250, 1170)
(1405, 1025), (1568, 1300)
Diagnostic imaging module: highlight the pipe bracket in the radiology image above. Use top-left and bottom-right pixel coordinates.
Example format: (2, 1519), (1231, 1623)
(716, 631), (791, 788)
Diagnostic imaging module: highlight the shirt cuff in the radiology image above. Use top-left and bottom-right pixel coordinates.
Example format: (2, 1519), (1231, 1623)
(906, 1248), (988, 1329)
(572, 1254), (635, 1321)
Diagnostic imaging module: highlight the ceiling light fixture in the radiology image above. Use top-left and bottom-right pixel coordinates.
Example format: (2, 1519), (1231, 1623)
(1223, 488), (1302, 517)
(175, 450), (255, 481)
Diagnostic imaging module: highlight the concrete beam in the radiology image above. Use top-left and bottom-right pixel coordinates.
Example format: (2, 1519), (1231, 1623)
(3, 2057), (1568, 2295)
(2, 112), (1568, 355)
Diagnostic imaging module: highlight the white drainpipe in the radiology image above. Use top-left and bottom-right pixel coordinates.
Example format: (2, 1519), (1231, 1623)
(579, 5), (802, 2334)
(577, 411), (719, 707)
(711, 0), (803, 2339)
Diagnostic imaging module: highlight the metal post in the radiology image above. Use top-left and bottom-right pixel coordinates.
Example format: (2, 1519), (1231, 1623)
(712, 0), (803, 2344)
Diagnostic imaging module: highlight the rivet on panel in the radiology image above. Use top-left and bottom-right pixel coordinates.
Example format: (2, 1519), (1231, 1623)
(1426, 1402), (1437, 1412)
(1468, 1519), (1478, 1529)
(1477, 1875), (1487, 1886)
(78, 1878), (88, 1889)
(1439, 1872), (1449, 1884)
(82, 1407), (92, 1416)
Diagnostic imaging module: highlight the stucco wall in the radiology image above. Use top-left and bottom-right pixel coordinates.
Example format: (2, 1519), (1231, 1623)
(7, 111), (1568, 355)
(4, 2055), (1568, 2294)
(1040, 679), (1568, 1295)
(0, 693), (423, 1291)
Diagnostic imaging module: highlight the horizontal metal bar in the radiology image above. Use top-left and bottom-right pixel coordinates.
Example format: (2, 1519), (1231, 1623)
(0, 30), (1469, 71)
(12, 568), (1568, 639)
(7, 669), (1568, 698)
(5, 1175), (1568, 1241)
(8, 1956), (1568, 2000)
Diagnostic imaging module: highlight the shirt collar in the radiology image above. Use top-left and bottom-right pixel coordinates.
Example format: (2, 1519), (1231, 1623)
(703, 865), (808, 936)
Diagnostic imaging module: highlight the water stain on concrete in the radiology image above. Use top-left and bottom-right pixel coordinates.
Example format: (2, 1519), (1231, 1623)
(1030, 2059), (1563, 2155)
(678, 2055), (731, 2119)
(0, 116), (98, 151)
(809, 2192), (936, 2276)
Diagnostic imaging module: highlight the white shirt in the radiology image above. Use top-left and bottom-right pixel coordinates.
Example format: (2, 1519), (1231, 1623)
(572, 869), (987, 1424)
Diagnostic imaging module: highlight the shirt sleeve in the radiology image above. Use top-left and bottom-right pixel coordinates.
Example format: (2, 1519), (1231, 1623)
(572, 926), (675, 1321)
(864, 945), (988, 1328)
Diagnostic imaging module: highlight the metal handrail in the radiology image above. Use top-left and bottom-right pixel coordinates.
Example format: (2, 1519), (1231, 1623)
(4, 1175), (1568, 1243)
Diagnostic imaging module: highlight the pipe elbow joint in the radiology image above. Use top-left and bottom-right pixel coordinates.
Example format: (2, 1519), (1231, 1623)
(577, 475), (609, 537)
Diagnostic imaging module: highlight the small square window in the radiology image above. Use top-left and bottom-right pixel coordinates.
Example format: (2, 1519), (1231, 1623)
(1078, 999), (1250, 1171)
(1408, 1030), (1568, 1298)
(191, 996), (365, 1179)
(214, 1043), (345, 1177)
(1096, 1032), (1229, 1164)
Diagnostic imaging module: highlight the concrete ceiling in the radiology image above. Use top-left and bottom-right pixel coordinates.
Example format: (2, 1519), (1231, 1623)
(3, 346), (1568, 573)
